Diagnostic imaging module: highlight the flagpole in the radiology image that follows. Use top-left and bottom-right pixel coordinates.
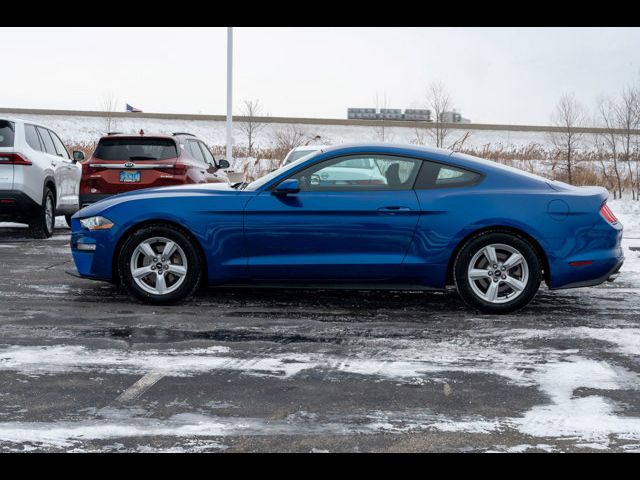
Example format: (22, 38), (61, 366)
(226, 27), (233, 163)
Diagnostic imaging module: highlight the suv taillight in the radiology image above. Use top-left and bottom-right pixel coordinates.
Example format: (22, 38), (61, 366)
(0, 153), (32, 165)
(170, 164), (188, 175)
(600, 202), (618, 224)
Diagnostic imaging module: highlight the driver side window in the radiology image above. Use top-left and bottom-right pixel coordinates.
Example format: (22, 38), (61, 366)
(290, 155), (421, 191)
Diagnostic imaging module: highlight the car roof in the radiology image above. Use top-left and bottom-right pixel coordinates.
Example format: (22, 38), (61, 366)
(315, 142), (552, 186)
(99, 133), (189, 141)
(0, 117), (51, 129)
(319, 142), (454, 157)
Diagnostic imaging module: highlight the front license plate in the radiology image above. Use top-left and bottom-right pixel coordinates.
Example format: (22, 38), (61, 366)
(120, 171), (141, 183)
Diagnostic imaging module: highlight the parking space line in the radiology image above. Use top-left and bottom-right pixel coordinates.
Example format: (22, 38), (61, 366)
(115, 371), (165, 403)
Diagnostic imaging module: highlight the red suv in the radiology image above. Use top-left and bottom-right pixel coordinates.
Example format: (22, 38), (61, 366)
(79, 132), (230, 207)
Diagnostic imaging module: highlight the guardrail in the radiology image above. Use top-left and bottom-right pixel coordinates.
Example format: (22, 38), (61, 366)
(2, 107), (639, 135)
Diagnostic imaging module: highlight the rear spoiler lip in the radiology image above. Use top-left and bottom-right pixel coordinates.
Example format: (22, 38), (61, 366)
(546, 181), (609, 199)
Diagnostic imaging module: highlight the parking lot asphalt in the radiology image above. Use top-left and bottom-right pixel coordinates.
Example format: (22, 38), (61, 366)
(1, 220), (639, 452)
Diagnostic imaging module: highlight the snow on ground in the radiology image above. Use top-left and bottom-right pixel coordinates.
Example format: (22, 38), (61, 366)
(3, 111), (565, 150)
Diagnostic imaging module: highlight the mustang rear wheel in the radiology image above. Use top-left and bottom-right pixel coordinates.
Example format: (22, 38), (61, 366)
(454, 232), (541, 314)
(119, 224), (202, 304)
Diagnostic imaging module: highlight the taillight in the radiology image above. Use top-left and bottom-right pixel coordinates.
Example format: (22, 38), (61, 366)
(600, 202), (618, 224)
(170, 164), (188, 175)
(0, 153), (32, 165)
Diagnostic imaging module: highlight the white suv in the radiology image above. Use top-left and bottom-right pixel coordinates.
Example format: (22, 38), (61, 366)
(0, 117), (82, 238)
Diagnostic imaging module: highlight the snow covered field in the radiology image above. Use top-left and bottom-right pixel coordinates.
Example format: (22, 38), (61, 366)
(2, 111), (573, 151)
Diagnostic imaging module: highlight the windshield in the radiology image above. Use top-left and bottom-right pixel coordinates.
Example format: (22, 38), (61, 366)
(244, 150), (321, 191)
(94, 138), (178, 161)
(0, 120), (15, 147)
(285, 149), (319, 164)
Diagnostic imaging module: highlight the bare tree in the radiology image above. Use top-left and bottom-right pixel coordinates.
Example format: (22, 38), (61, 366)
(425, 81), (452, 148)
(373, 92), (393, 142)
(596, 96), (624, 198)
(238, 99), (266, 159)
(101, 91), (118, 134)
(272, 125), (309, 164)
(614, 86), (640, 200)
(549, 93), (587, 185)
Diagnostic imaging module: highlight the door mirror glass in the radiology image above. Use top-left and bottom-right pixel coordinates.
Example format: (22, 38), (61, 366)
(273, 178), (300, 195)
(216, 159), (230, 169)
(72, 150), (85, 162)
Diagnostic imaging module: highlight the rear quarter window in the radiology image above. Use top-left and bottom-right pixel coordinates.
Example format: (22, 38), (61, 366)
(94, 138), (178, 161)
(414, 160), (483, 189)
(0, 120), (15, 147)
(24, 124), (43, 151)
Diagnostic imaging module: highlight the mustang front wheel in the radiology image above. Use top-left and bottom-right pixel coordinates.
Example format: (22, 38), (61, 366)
(454, 232), (541, 314)
(119, 224), (202, 304)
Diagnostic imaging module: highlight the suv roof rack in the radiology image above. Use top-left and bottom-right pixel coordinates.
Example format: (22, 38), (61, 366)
(172, 132), (196, 137)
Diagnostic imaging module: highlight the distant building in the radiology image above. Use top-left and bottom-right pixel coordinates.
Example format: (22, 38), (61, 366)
(380, 109), (403, 120)
(439, 110), (471, 123)
(403, 109), (432, 122)
(347, 107), (467, 123)
(347, 108), (378, 120)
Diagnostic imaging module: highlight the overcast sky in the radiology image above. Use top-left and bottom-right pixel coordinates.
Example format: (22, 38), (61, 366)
(3, 27), (640, 125)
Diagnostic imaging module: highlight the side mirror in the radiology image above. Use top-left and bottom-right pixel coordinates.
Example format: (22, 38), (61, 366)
(72, 151), (85, 163)
(273, 178), (300, 195)
(216, 159), (230, 169)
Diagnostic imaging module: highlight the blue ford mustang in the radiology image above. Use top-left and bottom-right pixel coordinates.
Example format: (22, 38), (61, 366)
(70, 143), (624, 314)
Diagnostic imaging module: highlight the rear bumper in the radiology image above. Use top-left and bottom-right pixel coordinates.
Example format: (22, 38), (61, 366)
(552, 258), (624, 290)
(0, 190), (40, 221)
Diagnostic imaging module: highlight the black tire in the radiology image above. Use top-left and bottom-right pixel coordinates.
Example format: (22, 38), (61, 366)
(28, 187), (55, 239)
(64, 214), (73, 228)
(118, 224), (203, 304)
(453, 231), (542, 314)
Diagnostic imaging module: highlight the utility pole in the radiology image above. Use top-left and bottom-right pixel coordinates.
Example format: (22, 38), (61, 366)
(226, 26), (233, 163)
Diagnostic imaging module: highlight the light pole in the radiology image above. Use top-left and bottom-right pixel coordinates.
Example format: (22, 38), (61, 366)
(226, 27), (233, 163)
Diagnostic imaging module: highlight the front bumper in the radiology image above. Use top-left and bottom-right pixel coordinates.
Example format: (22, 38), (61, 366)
(70, 219), (117, 282)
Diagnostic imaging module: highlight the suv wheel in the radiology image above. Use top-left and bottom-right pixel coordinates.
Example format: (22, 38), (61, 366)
(118, 224), (202, 304)
(29, 187), (55, 239)
(453, 232), (542, 314)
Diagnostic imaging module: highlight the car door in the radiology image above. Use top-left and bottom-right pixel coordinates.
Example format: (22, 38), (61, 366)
(36, 127), (66, 208)
(243, 154), (422, 281)
(49, 129), (79, 211)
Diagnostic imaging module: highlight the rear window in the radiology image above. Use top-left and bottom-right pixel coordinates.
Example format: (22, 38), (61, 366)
(414, 160), (483, 189)
(24, 124), (42, 151)
(94, 138), (178, 161)
(0, 120), (15, 147)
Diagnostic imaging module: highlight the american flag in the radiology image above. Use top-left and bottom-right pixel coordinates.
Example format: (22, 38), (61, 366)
(126, 103), (142, 113)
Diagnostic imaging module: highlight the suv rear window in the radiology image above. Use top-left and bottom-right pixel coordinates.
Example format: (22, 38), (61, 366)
(0, 120), (15, 147)
(94, 138), (178, 161)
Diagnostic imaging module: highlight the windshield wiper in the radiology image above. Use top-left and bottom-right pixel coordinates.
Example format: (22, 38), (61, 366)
(128, 156), (157, 160)
(230, 181), (249, 190)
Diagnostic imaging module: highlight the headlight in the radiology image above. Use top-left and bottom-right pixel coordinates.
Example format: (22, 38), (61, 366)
(80, 216), (114, 231)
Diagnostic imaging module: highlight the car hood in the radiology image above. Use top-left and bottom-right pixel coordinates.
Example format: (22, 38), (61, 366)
(73, 182), (239, 218)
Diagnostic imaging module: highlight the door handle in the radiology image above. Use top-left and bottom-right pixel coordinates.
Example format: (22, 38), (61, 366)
(377, 206), (412, 214)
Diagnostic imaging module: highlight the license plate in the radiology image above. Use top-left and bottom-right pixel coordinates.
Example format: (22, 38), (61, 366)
(120, 171), (141, 183)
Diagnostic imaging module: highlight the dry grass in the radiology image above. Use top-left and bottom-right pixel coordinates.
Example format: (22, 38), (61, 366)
(64, 138), (639, 196)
